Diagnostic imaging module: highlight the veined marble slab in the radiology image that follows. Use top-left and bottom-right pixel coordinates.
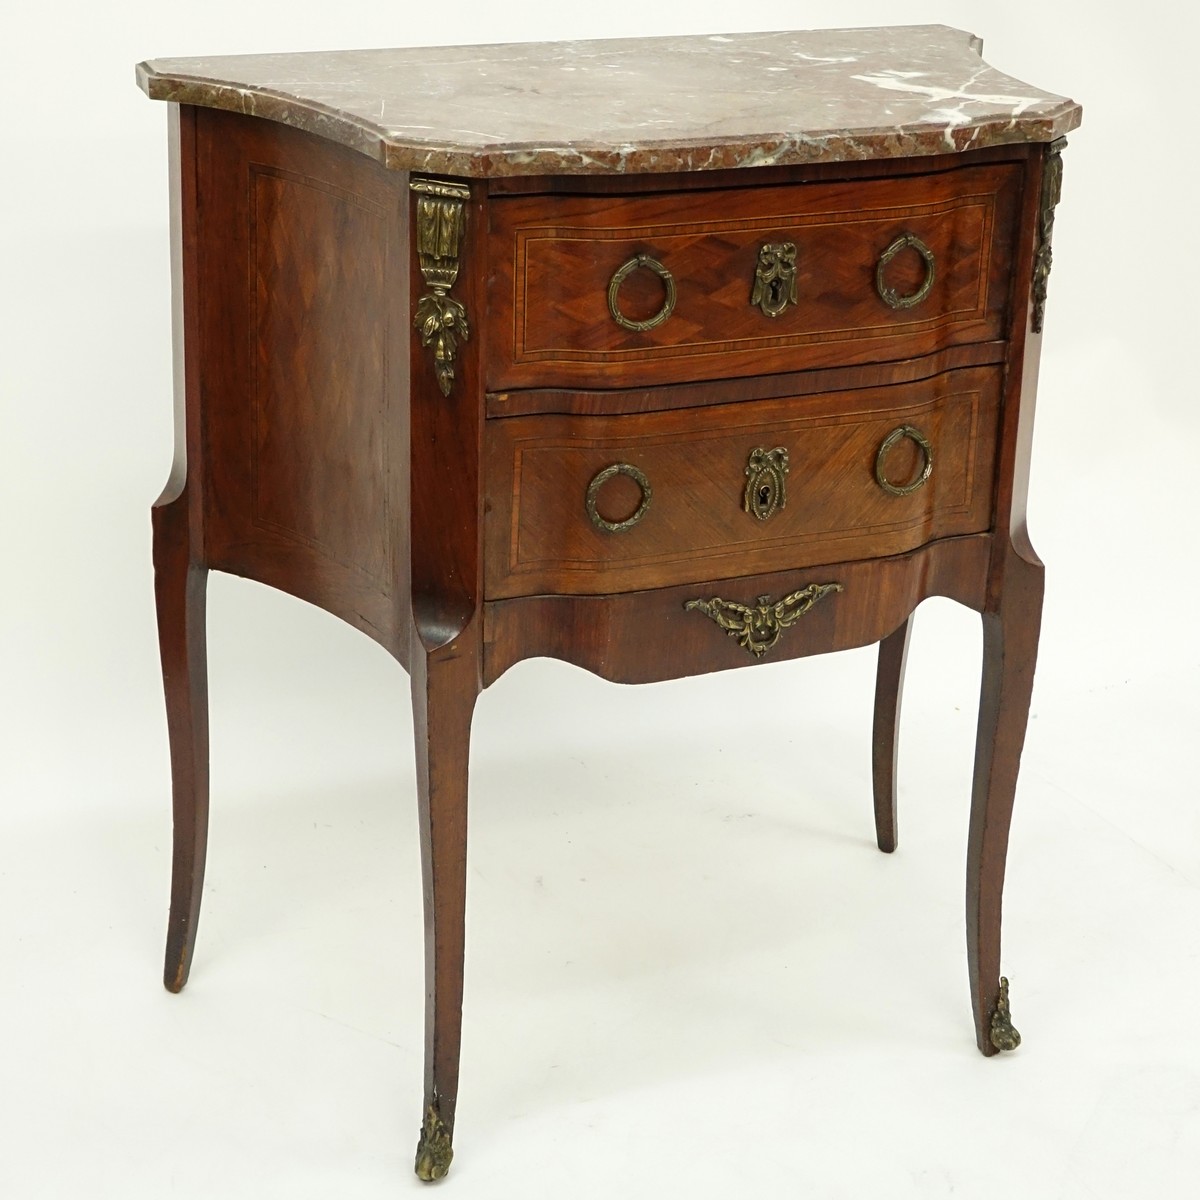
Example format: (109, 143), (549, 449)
(136, 26), (1081, 178)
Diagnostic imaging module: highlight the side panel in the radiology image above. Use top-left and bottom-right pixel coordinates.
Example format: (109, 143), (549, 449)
(193, 109), (410, 658)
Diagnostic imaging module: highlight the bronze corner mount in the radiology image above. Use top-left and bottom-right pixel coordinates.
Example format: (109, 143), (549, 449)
(1031, 137), (1066, 334)
(412, 178), (471, 397)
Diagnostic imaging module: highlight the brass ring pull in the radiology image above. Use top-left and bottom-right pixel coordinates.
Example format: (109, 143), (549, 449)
(875, 424), (934, 496)
(607, 254), (676, 332)
(585, 463), (652, 533)
(875, 233), (936, 310)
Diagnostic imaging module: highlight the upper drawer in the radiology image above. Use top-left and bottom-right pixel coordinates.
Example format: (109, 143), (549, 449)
(486, 163), (1022, 390)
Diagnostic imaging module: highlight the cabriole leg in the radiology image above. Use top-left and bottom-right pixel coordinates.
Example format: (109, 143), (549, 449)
(967, 546), (1043, 1055)
(871, 615), (912, 853)
(153, 495), (209, 993)
(411, 641), (479, 1182)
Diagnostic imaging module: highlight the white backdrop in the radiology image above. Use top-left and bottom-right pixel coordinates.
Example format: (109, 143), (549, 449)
(3, 3), (1199, 1197)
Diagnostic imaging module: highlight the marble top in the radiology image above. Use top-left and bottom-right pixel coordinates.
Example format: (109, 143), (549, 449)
(136, 26), (1081, 178)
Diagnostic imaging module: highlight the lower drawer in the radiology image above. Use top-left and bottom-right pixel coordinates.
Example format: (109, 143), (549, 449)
(483, 366), (1000, 598)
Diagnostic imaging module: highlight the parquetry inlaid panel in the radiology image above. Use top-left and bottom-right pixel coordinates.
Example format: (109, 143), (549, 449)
(484, 366), (1000, 598)
(487, 164), (1020, 389)
(250, 165), (390, 585)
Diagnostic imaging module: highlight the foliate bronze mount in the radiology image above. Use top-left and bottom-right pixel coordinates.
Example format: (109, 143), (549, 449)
(586, 462), (652, 533)
(684, 583), (843, 658)
(412, 178), (470, 397)
(751, 242), (798, 317)
(875, 424), (934, 496)
(744, 446), (789, 521)
(988, 976), (1022, 1052)
(607, 253), (676, 332)
(875, 232), (936, 310)
(414, 1103), (454, 1182)
(1032, 137), (1066, 333)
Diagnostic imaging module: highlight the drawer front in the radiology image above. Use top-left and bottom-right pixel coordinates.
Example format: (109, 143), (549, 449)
(487, 165), (1021, 390)
(484, 367), (1000, 598)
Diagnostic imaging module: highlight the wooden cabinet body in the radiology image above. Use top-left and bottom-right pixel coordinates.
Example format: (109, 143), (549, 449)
(139, 28), (1080, 1182)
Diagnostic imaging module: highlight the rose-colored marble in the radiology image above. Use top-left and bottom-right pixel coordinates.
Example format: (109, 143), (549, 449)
(136, 26), (1081, 178)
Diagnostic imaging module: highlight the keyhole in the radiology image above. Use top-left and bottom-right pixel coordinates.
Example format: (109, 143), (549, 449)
(770, 280), (784, 306)
(758, 484), (771, 505)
